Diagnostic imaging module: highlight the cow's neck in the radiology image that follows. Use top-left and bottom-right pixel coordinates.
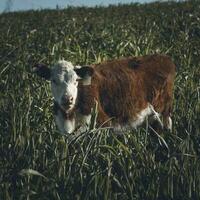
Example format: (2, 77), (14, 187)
(53, 101), (76, 134)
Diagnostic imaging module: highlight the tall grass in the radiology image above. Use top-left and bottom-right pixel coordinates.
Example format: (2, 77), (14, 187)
(0, 1), (200, 199)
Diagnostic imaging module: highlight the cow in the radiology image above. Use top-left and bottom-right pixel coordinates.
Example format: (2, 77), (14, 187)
(33, 54), (176, 134)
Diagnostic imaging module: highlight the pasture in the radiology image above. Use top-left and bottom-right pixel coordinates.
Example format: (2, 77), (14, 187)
(0, 1), (200, 199)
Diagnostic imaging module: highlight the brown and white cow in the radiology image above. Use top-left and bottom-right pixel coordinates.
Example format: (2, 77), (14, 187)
(33, 54), (175, 134)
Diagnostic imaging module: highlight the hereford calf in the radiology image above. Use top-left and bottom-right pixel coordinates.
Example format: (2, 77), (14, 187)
(33, 54), (175, 134)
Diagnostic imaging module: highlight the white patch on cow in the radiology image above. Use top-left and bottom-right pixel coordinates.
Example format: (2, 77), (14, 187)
(112, 104), (166, 134)
(55, 109), (92, 134)
(130, 105), (153, 129)
(63, 118), (75, 134)
(51, 60), (79, 112)
(55, 111), (75, 134)
(117, 104), (162, 131)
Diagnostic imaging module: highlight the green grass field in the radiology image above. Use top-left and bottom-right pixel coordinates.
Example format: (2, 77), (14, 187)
(0, 1), (200, 199)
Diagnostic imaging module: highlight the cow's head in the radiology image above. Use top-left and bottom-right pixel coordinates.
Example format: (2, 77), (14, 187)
(33, 60), (94, 113)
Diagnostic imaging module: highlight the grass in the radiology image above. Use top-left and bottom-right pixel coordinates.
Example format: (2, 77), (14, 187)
(0, 1), (200, 199)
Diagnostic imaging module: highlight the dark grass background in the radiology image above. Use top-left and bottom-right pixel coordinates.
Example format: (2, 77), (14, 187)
(0, 0), (200, 199)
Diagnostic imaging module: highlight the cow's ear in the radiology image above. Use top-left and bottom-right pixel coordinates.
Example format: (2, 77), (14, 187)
(74, 66), (94, 78)
(33, 63), (51, 80)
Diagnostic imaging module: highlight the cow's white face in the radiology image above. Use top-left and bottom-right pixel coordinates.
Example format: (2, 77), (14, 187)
(50, 61), (79, 112)
(34, 60), (94, 113)
(34, 59), (94, 112)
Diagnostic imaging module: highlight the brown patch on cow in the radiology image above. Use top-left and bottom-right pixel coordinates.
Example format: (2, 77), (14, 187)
(133, 54), (175, 118)
(77, 83), (110, 126)
(77, 84), (97, 115)
(90, 58), (147, 125)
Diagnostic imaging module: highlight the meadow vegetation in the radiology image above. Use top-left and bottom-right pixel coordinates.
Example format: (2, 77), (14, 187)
(0, 0), (200, 199)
